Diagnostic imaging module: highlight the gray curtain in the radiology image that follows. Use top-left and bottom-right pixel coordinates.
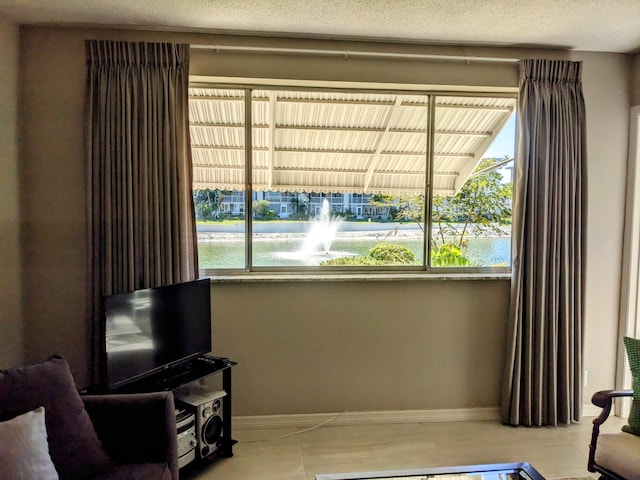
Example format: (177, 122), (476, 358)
(85, 41), (198, 385)
(501, 59), (587, 426)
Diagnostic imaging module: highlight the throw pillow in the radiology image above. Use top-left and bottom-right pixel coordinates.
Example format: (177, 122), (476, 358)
(0, 355), (113, 479)
(623, 336), (640, 435)
(0, 406), (59, 480)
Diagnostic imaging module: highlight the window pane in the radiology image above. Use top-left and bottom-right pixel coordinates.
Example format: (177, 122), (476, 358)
(190, 86), (517, 273)
(431, 96), (516, 268)
(250, 89), (428, 268)
(190, 88), (246, 269)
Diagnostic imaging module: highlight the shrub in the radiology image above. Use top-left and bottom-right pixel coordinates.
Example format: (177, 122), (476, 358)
(430, 243), (471, 267)
(320, 242), (416, 266)
(368, 243), (416, 264)
(320, 256), (385, 266)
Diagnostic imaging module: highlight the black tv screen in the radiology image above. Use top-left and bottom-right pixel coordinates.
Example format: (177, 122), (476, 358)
(104, 278), (212, 390)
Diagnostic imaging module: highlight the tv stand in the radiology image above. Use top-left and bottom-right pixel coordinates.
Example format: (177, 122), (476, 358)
(107, 355), (238, 462)
(108, 355), (234, 394)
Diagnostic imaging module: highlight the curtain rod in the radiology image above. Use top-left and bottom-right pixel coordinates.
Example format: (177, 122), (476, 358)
(190, 44), (519, 64)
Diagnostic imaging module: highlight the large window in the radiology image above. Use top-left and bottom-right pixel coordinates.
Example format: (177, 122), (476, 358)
(190, 86), (516, 273)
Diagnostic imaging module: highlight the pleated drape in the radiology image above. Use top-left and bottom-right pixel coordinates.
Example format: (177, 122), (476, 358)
(85, 41), (199, 385)
(501, 59), (587, 426)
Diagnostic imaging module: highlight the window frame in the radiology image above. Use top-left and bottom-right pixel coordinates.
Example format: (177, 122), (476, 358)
(191, 81), (517, 277)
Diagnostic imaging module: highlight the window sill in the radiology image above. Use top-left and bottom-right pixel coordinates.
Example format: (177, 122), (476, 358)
(206, 272), (511, 283)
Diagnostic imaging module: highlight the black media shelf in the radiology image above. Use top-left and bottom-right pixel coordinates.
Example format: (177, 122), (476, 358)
(97, 355), (238, 461)
(108, 356), (237, 394)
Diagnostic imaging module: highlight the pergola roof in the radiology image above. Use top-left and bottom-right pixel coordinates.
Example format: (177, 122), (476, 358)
(189, 88), (516, 196)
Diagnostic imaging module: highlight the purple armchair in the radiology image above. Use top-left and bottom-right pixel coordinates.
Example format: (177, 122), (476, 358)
(0, 355), (178, 480)
(82, 392), (179, 480)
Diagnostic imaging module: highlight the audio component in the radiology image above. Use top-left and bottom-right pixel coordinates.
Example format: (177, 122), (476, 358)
(176, 386), (227, 459)
(175, 407), (197, 468)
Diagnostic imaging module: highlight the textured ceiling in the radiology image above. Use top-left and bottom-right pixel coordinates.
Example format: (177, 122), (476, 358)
(1, 0), (640, 53)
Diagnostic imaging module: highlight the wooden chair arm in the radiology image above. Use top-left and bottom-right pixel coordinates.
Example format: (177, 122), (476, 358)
(592, 389), (633, 410)
(588, 389), (633, 474)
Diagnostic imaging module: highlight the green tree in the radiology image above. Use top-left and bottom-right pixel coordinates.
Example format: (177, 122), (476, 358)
(371, 158), (512, 266)
(252, 200), (271, 219)
(370, 194), (424, 228)
(290, 195), (310, 219)
(433, 158), (512, 249)
(193, 189), (223, 220)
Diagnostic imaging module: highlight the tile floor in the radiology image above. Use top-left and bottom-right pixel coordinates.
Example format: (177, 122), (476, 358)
(181, 415), (624, 480)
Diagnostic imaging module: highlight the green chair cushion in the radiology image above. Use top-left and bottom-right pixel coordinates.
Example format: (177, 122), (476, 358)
(623, 336), (640, 435)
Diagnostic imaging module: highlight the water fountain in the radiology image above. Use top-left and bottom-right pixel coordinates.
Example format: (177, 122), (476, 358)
(267, 198), (355, 266)
(301, 198), (342, 255)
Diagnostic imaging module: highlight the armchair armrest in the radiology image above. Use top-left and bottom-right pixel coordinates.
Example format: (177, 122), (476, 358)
(592, 389), (633, 410)
(588, 389), (633, 474)
(591, 389), (633, 430)
(82, 392), (178, 480)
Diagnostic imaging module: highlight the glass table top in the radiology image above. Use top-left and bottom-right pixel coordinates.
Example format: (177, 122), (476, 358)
(315, 463), (545, 480)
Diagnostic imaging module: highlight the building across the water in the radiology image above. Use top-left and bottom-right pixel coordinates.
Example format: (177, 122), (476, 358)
(214, 190), (392, 220)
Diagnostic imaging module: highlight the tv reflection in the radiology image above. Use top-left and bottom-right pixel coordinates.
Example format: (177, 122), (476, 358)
(105, 289), (162, 382)
(106, 291), (155, 353)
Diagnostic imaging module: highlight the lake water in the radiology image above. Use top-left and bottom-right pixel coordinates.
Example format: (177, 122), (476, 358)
(197, 233), (511, 269)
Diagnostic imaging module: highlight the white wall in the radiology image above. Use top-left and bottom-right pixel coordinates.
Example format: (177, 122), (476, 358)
(632, 54), (640, 107)
(0, 13), (23, 368)
(17, 26), (631, 416)
(573, 52), (631, 401)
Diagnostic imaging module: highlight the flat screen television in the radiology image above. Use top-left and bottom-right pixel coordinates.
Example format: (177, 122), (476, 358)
(103, 278), (212, 390)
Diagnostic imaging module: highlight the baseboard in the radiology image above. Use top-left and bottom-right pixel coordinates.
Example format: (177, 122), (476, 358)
(234, 406), (501, 430)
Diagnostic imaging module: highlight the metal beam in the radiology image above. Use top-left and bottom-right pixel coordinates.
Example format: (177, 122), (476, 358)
(363, 97), (404, 193)
(190, 122), (491, 138)
(267, 92), (276, 190)
(436, 103), (513, 112)
(193, 145), (473, 158)
(194, 164), (455, 177)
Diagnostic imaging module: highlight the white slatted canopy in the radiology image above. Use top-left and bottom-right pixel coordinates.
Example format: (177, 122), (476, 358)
(189, 88), (515, 196)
